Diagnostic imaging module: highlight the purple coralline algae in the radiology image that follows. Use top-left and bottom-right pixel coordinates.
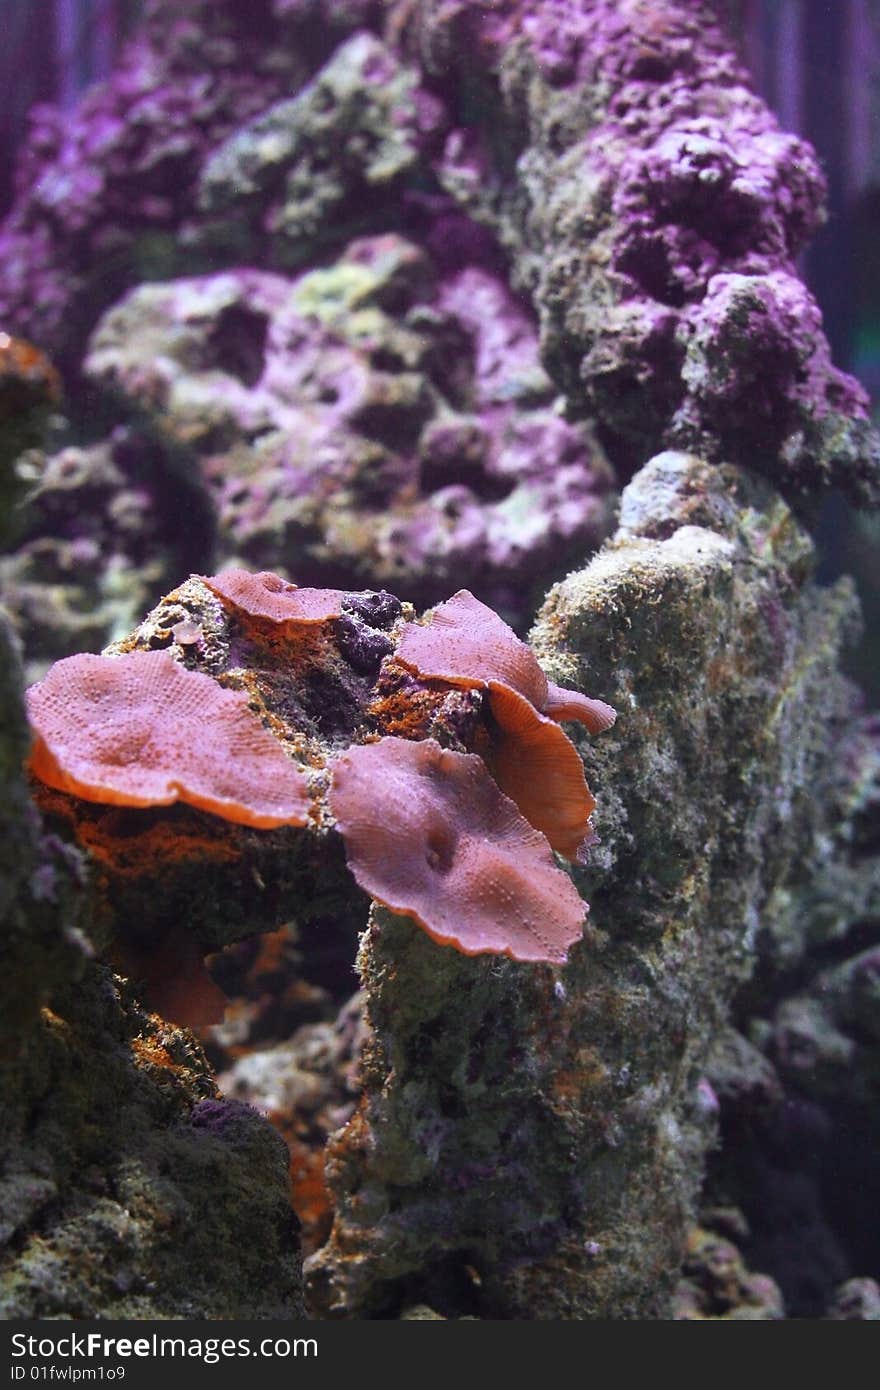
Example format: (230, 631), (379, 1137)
(1, 0), (874, 515)
(390, 0), (879, 502)
(0, 0), (378, 369)
(81, 236), (614, 616)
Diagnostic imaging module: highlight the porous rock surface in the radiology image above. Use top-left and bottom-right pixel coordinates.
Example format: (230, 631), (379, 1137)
(82, 236), (615, 617)
(1, 0), (878, 1322)
(1, 0), (876, 683)
(388, 0), (879, 501)
(0, 0), (375, 368)
(305, 452), (872, 1316)
(9, 451), (878, 1319)
(0, 430), (210, 686)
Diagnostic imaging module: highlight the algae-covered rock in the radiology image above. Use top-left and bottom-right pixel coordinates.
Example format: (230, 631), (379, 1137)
(392, 0), (879, 503)
(0, 0), (877, 1322)
(0, 611), (88, 1055)
(197, 33), (441, 264)
(0, 431), (211, 686)
(673, 1224), (785, 1320)
(0, 335), (62, 549)
(306, 451), (869, 1317)
(0, 978), (302, 1319)
(0, 610), (303, 1319)
(13, 446), (875, 1319)
(82, 238), (614, 621)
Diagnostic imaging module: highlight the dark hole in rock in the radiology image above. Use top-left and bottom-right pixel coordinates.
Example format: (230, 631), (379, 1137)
(206, 303), (270, 388)
(615, 237), (687, 309)
(421, 454), (516, 502)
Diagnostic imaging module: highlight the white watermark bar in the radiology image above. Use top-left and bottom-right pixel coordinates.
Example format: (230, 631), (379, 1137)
(2, 1318), (639, 1384)
(10, 1328), (318, 1366)
(4, 1325), (321, 1388)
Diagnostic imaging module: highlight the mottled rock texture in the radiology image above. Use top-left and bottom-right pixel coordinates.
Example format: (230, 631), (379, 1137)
(388, 0), (879, 503)
(704, 937), (880, 1313)
(83, 237), (614, 617)
(0, 613), (303, 1319)
(0, 0), (378, 369)
(0, 430), (212, 685)
(0, 337), (61, 524)
(11, 451), (879, 1318)
(304, 451), (872, 1317)
(0, 615), (85, 1056)
(195, 32), (444, 264)
(673, 1222), (784, 1320)
(698, 700), (880, 1316)
(1, 0), (876, 679)
(1, 0), (878, 1322)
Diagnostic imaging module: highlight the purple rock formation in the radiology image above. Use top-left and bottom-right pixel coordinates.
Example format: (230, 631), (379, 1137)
(0, 0), (379, 369)
(1, 0), (874, 507)
(82, 236), (615, 617)
(393, 0), (879, 502)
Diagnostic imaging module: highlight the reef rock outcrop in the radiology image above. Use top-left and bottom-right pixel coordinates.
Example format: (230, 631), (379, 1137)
(82, 238), (615, 617)
(0, 613), (303, 1319)
(306, 452), (870, 1316)
(14, 445), (875, 1318)
(0, 0), (878, 1323)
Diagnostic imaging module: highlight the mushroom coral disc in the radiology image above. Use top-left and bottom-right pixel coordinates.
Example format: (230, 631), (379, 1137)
(396, 589), (616, 734)
(395, 589), (614, 859)
(485, 685), (597, 861)
(329, 736), (586, 964)
(201, 568), (346, 626)
(26, 649), (311, 829)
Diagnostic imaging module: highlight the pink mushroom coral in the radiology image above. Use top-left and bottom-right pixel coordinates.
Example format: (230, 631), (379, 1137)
(395, 589), (615, 859)
(201, 567), (346, 627)
(329, 735), (586, 963)
(482, 690), (598, 861)
(396, 589), (616, 733)
(25, 649), (312, 829)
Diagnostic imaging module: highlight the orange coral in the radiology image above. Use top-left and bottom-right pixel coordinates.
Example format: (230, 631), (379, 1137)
(0, 330), (61, 412)
(396, 588), (616, 733)
(484, 686), (597, 860)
